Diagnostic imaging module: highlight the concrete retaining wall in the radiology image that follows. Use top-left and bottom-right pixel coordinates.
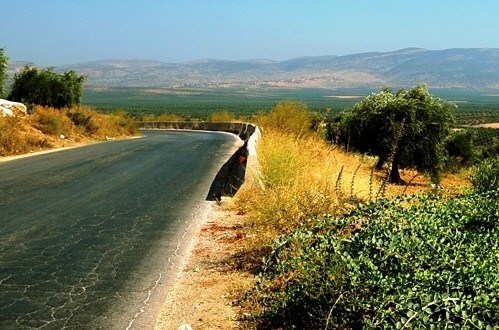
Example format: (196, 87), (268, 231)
(138, 121), (256, 141)
(139, 121), (261, 199)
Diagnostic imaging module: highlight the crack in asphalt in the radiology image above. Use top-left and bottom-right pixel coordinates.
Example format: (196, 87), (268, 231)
(0, 130), (241, 329)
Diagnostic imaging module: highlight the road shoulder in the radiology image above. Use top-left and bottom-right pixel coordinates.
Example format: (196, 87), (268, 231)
(155, 198), (255, 329)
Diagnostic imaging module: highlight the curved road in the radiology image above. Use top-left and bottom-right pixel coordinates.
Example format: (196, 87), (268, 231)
(0, 130), (242, 329)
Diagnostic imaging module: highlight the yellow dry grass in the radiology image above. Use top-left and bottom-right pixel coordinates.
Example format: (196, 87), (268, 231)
(206, 110), (237, 123)
(153, 101), (471, 329)
(234, 101), (470, 248)
(235, 130), (380, 240)
(0, 105), (138, 157)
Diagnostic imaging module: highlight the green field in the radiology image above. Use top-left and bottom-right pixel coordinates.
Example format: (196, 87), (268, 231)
(82, 86), (373, 119)
(82, 86), (499, 123)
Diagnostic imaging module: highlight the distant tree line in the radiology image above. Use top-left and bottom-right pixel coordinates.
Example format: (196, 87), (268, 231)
(0, 48), (85, 108)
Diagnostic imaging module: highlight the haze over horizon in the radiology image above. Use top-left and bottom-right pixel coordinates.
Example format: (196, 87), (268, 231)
(2, 1), (499, 66)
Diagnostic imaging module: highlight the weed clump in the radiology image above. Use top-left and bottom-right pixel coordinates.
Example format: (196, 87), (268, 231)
(256, 101), (312, 137)
(0, 117), (29, 155)
(68, 108), (98, 133)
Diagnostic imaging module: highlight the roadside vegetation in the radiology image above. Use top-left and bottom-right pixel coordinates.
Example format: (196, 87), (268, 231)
(0, 105), (138, 157)
(234, 94), (499, 329)
(0, 50), (137, 157)
(8, 66), (85, 110)
(331, 85), (455, 183)
(3, 46), (499, 327)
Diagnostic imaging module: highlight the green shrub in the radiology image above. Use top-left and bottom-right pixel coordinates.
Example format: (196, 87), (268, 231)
(480, 138), (499, 159)
(8, 66), (84, 108)
(445, 129), (477, 167)
(471, 156), (499, 192)
(251, 190), (499, 329)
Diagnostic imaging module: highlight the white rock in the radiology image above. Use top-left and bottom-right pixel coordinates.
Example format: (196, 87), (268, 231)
(0, 105), (13, 117)
(178, 324), (193, 330)
(0, 99), (28, 117)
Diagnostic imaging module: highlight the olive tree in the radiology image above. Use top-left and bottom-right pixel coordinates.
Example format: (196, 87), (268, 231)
(0, 48), (8, 98)
(337, 85), (455, 183)
(8, 66), (85, 108)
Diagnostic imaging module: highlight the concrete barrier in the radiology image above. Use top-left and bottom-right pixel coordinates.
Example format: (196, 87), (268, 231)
(139, 121), (260, 200)
(138, 121), (256, 140)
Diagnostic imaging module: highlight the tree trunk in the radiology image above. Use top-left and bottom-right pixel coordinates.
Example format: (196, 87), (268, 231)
(389, 156), (405, 185)
(375, 157), (385, 170)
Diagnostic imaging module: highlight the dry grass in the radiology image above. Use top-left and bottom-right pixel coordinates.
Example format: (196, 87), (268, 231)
(236, 131), (470, 247)
(206, 110), (238, 123)
(0, 116), (50, 156)
(233, 101), (471, 267)
(31, 106), (74, 137)
(157, 113), (184, 122)
(0, 106), (138, 157)
(150, 101), (471, 329)
(234, 101), (381, 241)
(236, 130), (380, 240)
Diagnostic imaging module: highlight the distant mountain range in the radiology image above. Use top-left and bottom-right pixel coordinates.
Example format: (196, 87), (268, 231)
(8, 48), (499, 90)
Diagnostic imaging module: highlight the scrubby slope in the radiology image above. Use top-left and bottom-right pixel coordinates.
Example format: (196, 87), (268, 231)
(0, 106), (138, 157)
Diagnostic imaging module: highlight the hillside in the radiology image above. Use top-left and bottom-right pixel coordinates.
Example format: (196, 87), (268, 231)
(7, 48), (499, 90)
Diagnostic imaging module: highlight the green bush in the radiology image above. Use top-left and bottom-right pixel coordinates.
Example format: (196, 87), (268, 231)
(480, 138), (499, 159)
(8, 66), (85, 108)
(471, 156), (499, 192)
(252, 190), (499, 329)
(445, 129), (477, 167)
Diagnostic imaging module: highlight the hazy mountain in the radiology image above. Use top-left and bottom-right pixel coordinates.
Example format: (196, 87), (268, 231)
(8, 48), (499, 89)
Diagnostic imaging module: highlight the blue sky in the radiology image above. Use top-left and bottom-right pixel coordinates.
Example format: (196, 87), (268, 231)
(2, 0), (498, 66)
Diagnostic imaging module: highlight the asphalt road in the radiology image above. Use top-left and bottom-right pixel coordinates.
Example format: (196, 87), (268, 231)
(0, 130), (242, 329)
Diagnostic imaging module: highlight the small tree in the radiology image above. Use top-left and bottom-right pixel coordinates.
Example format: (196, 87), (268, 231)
(0, 48), (8, 98)
(337, 85), (455, 183)
(445, 129), (477, 166)
(8, 66), (85, 108)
